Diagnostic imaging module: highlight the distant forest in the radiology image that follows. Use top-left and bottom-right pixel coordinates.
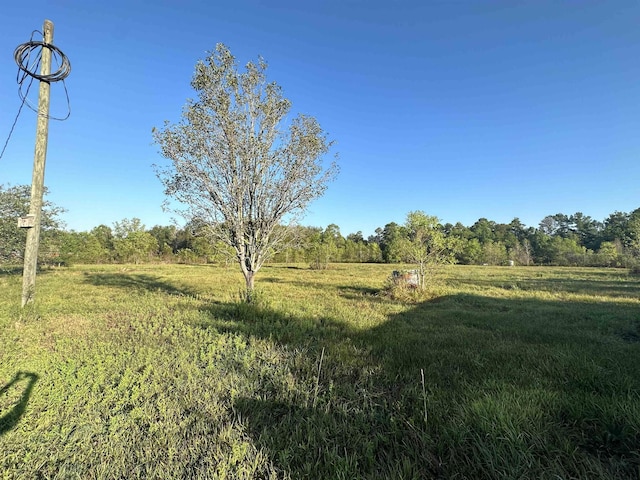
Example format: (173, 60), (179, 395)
(1, 185), (639, 268)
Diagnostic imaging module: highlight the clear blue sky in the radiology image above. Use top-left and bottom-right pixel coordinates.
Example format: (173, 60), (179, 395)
(1, 1), (638, 237)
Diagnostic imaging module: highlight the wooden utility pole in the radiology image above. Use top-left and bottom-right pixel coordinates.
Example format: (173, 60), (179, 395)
(21, 20), (53, 307)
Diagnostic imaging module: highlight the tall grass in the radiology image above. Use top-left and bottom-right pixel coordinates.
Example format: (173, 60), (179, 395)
(1, 264), (639, 478)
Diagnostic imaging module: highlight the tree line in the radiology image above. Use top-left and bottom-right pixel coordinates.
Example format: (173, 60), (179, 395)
(6, 44), (638, 303)
(2, 184), (639, 269)
(274, 210), (640, 268)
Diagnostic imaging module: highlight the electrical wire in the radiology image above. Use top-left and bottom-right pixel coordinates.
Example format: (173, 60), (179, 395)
(14, 30), (72, 120)
(0, 77), (33, 161)
(14, 39), (71, 83)
(0, 30), (71, 161)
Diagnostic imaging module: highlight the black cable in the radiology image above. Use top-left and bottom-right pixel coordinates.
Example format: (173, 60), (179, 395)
(0, 30), (72, 160)
(0, 77), (34, 161)
(14, 30), (72, 120)
(14, 39), (71, 83)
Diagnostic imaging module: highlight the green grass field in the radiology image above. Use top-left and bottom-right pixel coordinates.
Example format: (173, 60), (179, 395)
(1, 263), (639, 479)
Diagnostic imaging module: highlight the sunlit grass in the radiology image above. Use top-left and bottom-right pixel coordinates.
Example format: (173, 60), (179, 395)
(1, 263), (639, 478)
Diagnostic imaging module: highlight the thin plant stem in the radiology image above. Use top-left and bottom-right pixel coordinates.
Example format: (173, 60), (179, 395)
(313, 347), (325, 409)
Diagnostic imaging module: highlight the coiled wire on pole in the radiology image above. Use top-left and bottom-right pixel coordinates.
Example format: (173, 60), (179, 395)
(14, 30), (72, 120)
(0, 30), (72, 161)
(14, 39), (71, 83)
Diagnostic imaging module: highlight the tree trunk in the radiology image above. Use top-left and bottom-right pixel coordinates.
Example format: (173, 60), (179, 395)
(243, 270), (256, 303)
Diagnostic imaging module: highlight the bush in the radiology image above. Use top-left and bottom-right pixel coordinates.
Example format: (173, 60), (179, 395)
(382, 271), (440, 303)
(176, 248), (200, 264)
(309, 258), (330, 270)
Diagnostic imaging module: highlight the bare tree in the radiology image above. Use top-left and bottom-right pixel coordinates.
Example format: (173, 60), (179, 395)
(153, 44), (338, 301)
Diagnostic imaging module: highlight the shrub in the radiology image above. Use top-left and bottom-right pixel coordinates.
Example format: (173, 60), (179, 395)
(382, 270), (440, 303)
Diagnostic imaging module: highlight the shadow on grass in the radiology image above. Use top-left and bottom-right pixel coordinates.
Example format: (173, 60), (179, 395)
(83, 272), (200, 297)
(0, 372), (38, 436)
(0, 266), (56, 277)
(337, 285), (380, 298)
(453, 275), (640, 298)
(0, 266), (23, 276)
(233, 396), (440, 479)
(82, 268), (640, 477)
(199, 293), (640, 479)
